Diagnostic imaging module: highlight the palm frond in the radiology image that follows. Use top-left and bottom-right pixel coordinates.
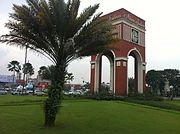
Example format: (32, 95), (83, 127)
(74, 13), (113, 57)
(26, 0), (40, 14)
(69, 3), (100, 39)
(0, 0), (114, 65)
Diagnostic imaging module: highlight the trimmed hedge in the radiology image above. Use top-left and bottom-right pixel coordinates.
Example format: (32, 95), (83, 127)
(85, 93), (180, 112)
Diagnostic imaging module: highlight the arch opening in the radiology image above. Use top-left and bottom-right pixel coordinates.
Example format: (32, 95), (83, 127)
(101, 56), (110, 94)
(95, 51), (115, 94)
(127, 49), (143, 94)
(128, 56), (135, 94)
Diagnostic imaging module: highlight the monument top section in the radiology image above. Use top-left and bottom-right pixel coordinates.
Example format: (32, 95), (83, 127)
(101, 8), (145, 30)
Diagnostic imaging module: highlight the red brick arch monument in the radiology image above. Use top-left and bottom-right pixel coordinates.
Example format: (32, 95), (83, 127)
(90, 8), (146, 96)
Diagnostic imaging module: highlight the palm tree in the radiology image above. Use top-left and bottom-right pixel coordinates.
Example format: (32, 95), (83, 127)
(65, 72), (74, 90)
(38, 65), (74, 91)
(0, 0), (113, 126)
(7, 60), (21, 84)
(38, 65), (74, 83)
(38, 66), (47, 81)
(23, 62), (34, 82)
(38, 65), (55, 81)
(65, 72), (74, 84)
(38, 66), (47, 76)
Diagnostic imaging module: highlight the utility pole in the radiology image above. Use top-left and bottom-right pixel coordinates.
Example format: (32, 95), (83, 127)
(23, 45), (28, 92)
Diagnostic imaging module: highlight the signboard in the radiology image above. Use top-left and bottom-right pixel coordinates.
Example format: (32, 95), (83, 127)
(0, 75), (16, 83)
(16, 79), (25, 85)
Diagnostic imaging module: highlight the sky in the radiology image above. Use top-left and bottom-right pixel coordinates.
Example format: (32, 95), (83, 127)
(0, 0), (180, 84)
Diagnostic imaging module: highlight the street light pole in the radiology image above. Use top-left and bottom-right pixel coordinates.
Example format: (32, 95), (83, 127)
(23, 45), (28, 91)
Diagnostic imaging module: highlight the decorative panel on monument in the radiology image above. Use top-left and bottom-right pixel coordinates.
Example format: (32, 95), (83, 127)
(112, 24), (121, 39)
(123, 24), (131, 41)
(140, 32), (145, 46)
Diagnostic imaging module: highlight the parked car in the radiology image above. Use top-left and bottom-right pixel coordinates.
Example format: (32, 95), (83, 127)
(63, 91), (69, 95)
(11, 89), (21, 95)
(4, 87), (11, 91)
(0, 89), (7, 95)
(63, 90), (83, 96)
(68, 91), (75, 95)
(26, 90), (33, 94)
(74, 90), (82, 95)
(34, 90), (45, 96)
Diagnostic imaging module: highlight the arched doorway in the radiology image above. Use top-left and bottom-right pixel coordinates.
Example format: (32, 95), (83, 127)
(128, 56), (135, 94)
(94, 51), (115, 94)
(101, 56), (110, 93)
(127, 49), (143, 94)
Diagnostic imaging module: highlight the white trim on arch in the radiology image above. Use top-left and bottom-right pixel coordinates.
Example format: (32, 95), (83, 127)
(95, 50), (116, 61)
(127, 47), (143, 62)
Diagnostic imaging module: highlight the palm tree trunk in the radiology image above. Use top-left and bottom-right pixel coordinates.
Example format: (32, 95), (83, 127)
(44, 63), (66, 127)
(13, 70), (15, 84)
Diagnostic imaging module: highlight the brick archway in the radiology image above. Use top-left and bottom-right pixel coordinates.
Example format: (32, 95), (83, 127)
(90, 8), (146, 96)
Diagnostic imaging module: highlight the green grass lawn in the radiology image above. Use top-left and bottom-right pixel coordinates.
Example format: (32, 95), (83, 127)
(0, 95), (180, 134)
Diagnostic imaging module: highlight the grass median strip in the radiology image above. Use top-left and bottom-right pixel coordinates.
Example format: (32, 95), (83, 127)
(0, 95), (180, 134)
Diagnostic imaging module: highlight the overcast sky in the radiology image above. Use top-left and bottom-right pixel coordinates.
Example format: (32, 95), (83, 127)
(0, 0), (180, 84)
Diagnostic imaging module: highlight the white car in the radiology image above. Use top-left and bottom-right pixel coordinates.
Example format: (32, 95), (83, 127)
(12, 89), (28, 95)
(11, 89), (20, 95)
(12, 90), (20, 95)
(63, 91), (70, 95)
(67, 90), (82, 95)
(35, 90), (45, 96)
(74, 90), (82, 95)
(68, 91), (75, 95)
(0, 89), (7, 95)
(26, 90), (33, 94)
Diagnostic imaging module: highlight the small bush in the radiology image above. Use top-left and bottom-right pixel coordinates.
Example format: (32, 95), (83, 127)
(127, 91), (163, 101)
(85, 90), (180, 112)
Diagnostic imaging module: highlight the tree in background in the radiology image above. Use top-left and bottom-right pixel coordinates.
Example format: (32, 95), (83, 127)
(163, 69), (180, 87)
(83, 81), (90, 90)
(162, 69), (180, 96)
(146, 70), (163, 94)
(7, 60), (21, 84)
(38, 66), (47, 76)
(146, 69), (180, 95)
(38, 65), (56, 81)
(65, 72), (74, 83)
(38, 65), (74, 85)
(38, 66), (47, 80)
(0, 0), (113, 126)
(23, 62), (34, 82)
(128, 77), (134, 94)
